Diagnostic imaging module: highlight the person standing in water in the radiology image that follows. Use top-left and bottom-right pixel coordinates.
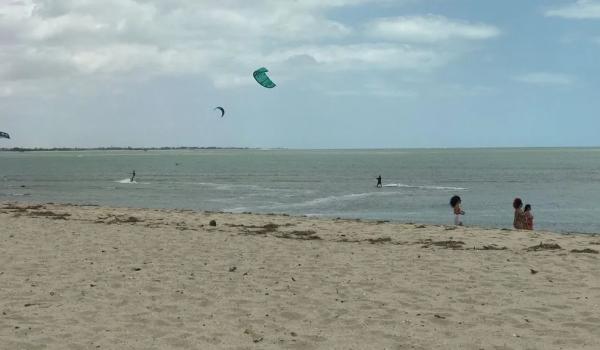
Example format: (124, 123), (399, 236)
(513, 198), (526, 229)
(450, 195), (465, 226)
(376, 175), (382, 188)
(524, 204), (534, 230)
(130, 170), (136, 183)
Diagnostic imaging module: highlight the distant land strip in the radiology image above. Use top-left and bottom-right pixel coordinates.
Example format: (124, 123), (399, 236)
(0, 147), (265, 152)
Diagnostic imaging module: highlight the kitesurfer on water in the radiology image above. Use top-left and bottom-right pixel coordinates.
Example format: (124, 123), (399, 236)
(376, 175), (382, 188)
(130, 170), (136, 183)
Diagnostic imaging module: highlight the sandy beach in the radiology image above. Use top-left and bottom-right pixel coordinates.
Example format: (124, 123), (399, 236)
(1, 202), (599, 350)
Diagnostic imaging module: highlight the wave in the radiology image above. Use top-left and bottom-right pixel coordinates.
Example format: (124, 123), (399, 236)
(383, 183), (467, 191)
(0, 192), (31, 197)
(224, 207), (250, 213)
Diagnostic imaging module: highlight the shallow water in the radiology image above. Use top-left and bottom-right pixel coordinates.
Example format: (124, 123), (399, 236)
(1, 148), (599, 233)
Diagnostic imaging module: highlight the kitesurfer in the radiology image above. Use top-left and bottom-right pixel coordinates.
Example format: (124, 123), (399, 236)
(376, 175), (382, 188)
(130, 170), (136, 183)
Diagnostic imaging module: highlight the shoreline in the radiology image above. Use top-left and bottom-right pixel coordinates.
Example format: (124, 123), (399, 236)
(1, 202), (600, 349)
(2, 199), (598, 236)
(2, 146), (600, 152)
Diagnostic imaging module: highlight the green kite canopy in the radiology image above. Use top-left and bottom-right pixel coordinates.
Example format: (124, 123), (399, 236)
(253, 67), (276, 88)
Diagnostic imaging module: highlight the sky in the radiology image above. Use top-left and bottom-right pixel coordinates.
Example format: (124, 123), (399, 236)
(1, 0), (600, 148)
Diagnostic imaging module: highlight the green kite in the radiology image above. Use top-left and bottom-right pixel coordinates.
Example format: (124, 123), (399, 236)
(253, 67), (276, 88)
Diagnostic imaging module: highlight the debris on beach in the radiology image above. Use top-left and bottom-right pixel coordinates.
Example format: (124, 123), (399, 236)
(421, 240), (465, 249)
(175, 222), (191, 231)
(571, 248), (599, 254)
(233, 222), (285, 235)
(482, 245), (507, 250)
(471, 244), (508, 251)
(2, 204), (44, 211)
(229, 266), (237, 272)
(27, 211), (71, 220)
(276, 230), (321, 240)
(530, 268), (538, 274)
(96, 215), (142, 224)
(244, 328), (263, 343)
(1, 204), (73, 221)
(367, 237), (392, 244)
(526, 242), (562, 251)
(209, 220), (217, 226)
(256, 223), (279, 234)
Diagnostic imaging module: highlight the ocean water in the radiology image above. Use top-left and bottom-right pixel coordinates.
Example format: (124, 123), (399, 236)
(1, 148), (599, 234)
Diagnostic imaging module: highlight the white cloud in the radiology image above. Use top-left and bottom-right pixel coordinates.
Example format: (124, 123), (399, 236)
(545, 0), (600, 19)
(0, 0), (498, 96)
(513, 72), (575, 86)
(367, 15), (500, 42)
(268, 44), (448, 71)
(325, 87), (418, 98)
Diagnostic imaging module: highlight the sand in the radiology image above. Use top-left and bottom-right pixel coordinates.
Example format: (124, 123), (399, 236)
(1, 202), (599, 350)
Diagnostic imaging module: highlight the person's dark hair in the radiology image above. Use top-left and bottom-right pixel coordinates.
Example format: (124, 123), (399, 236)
(450, 195), (461, 207)
(513, 198), (523, 209)
(524, 204), (531, 211)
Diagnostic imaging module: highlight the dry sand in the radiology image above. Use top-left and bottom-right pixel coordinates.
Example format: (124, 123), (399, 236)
(1, 202), (599, 350)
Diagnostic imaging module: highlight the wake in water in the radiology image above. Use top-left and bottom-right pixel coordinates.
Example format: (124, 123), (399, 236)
(224, 191), (399, 213)
(115, 178), (150, 185)
(224, 183), (468, 213)
(383, 183), (467, 191)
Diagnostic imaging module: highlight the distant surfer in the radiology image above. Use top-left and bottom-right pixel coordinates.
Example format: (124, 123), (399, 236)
(130, 170), (136, 183)
(376, 175), (382, 188)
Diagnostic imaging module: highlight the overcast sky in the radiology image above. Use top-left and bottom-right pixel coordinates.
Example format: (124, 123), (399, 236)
(1, 0), (600, 148)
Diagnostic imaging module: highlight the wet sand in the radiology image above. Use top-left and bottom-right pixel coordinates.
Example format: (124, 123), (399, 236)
(1, 202), (599, 349)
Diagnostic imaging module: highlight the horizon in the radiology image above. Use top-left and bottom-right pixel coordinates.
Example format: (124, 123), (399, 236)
(2, 1), (600, 148)
(2, 145), (600, 151)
